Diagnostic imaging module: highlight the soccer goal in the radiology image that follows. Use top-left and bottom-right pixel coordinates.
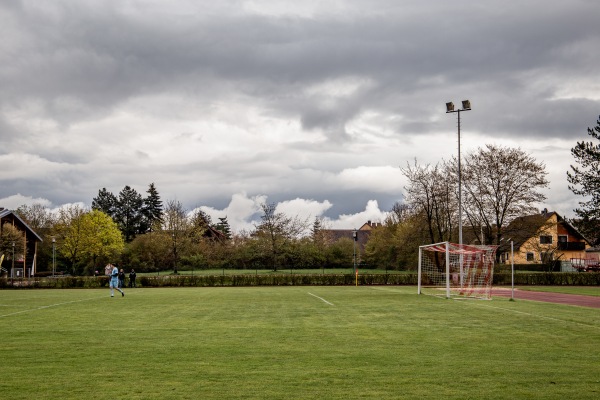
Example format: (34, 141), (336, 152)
(418, 242), (498, 299)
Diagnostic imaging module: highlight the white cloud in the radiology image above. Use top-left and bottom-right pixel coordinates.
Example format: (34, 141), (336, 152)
(275, 197), (333, 222)
(0, 194), (52, 210)
(325, 199), (388, 229)
(195, 192), (385, 233)
(197, 192), (266, 233)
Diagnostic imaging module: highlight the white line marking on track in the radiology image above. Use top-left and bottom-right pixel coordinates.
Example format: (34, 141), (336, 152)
(308, 292), (335, 306)
(0, 295), (107, 318)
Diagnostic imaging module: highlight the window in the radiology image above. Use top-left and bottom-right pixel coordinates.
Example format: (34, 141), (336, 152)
(558, 235), (567, 243)
(540, 235), (552, 244)
(526, 252), (534, 262)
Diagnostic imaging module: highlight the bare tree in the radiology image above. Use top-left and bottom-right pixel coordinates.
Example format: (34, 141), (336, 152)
(162, 200), (189, 273)
(401, 160), (457, 245)
(451, 144), (549, 245)
(16, 203), (55, 231)
(254, 202), (309, 271)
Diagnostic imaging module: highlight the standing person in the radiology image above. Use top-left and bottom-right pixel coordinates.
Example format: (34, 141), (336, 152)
(109, 264), (125, 297)
(129, 269), (137, 288)
(104, 263), (112, 278)
(118, 268), (125, 288)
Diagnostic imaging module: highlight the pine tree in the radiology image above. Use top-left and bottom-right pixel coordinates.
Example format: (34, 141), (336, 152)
(567, 115), (600, 244)
(215, 216), (232, 239)
(189, 209), (213, 242)
(91, 188), (118, 218)
(141, 183), (163, 232)
(115, 186), (143, 242)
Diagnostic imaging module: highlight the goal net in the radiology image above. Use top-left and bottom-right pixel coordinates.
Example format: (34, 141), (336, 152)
(418, 242), (498, 299)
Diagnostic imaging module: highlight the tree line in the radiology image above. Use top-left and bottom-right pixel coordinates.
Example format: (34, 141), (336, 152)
(6, 115), (600, 275)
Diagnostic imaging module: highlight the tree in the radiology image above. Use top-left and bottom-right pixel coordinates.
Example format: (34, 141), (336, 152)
(54, 204), (87, 274)
(188, 209), (213, 243)
(115, 185), (144, 242)
(78, 210), (125, 273)
(162, 200), (190, 273)
(215, 216), (232, 239)
(141, 183), (163, 233)
(455, 144), (549, 246)
(124, 231), (172, 272)
(364, 202), (426, 270)
(92, 188), (118, 218)
(401, 160), (456, 245)
(567, 115), (600, 244)
(54, 207), (124, 275)
(254, 202), (309, 271)
(15, 203), (55, 231)
(0, 223), (26, 264)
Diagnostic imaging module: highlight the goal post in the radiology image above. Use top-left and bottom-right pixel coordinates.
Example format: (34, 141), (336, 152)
(418, 241), (498, 299)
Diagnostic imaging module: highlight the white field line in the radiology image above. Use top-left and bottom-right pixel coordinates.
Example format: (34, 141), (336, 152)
(0, 295), (107, 319)
(308, 292), (335, 306)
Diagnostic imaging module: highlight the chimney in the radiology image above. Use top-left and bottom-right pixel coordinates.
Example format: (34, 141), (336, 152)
(541, 208), (548, 215)
(367, 220), (372, 226)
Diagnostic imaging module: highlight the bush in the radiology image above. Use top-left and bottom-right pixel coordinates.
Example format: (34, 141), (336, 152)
(2, 272), (598, 289)
(494, 272), (600, 286)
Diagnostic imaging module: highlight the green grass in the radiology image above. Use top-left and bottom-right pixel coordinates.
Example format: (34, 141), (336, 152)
(1, 287), (599, 399)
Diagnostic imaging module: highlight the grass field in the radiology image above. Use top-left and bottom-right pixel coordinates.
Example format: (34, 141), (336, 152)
(1, 287), (599, 399)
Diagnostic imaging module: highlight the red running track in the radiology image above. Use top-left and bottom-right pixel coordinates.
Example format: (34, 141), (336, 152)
(492, 288), (600, 308)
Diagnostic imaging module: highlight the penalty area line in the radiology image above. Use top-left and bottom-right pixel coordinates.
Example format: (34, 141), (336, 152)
(308, 292), (335, 306)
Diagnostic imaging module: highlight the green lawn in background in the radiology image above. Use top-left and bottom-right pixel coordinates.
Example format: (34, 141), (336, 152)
(1, 286), (599, 399)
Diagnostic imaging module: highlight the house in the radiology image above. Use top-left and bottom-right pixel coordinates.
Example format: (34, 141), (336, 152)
(0, 208), (43, 277)
(500, 209), (590, 269)
(321, 220), (382, 254)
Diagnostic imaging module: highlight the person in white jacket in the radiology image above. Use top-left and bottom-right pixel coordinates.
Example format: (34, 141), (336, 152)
(107, 264), (125, 298)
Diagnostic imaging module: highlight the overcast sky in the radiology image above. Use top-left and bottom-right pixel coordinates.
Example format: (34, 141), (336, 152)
(1, 0), (599, 232)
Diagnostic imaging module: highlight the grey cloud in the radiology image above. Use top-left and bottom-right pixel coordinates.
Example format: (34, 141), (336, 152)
(1, 0), (597, 218)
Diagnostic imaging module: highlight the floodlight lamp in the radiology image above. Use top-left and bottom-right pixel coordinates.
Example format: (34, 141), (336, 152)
(462, 100), (471, 110)
(446, 102), (455, 112)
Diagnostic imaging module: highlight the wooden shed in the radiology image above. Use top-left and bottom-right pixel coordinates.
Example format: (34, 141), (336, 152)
(0, 208), (43, 277)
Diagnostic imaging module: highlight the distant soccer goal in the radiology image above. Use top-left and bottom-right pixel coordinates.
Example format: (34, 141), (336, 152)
(418, 242), (498, 299)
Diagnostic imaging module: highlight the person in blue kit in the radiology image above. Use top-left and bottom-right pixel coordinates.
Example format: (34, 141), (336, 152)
(107, 263), (125, 297)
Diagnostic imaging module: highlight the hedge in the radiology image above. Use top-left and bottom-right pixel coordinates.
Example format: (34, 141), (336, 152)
(1, 272), (599, 288)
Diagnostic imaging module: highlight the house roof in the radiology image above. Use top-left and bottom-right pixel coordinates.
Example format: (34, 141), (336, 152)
(0, 208), (43, 242)
(504, 209), (590, 249)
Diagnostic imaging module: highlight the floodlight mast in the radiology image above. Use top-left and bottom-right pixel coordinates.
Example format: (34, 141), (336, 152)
(446, 100), (471, 283)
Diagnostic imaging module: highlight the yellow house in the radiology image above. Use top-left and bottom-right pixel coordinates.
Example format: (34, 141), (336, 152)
(501, 209), (590, 266)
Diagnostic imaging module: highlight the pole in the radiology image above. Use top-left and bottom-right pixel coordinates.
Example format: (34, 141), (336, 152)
(52, 237), (56, 277)
(511, 240), (515, 300)
(445, 241), (451, 299)
(446, 101), (471, 285)
(458, 109), (462, 250)
(353, 229), (358, 286)
(458, 109), (465, 288)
